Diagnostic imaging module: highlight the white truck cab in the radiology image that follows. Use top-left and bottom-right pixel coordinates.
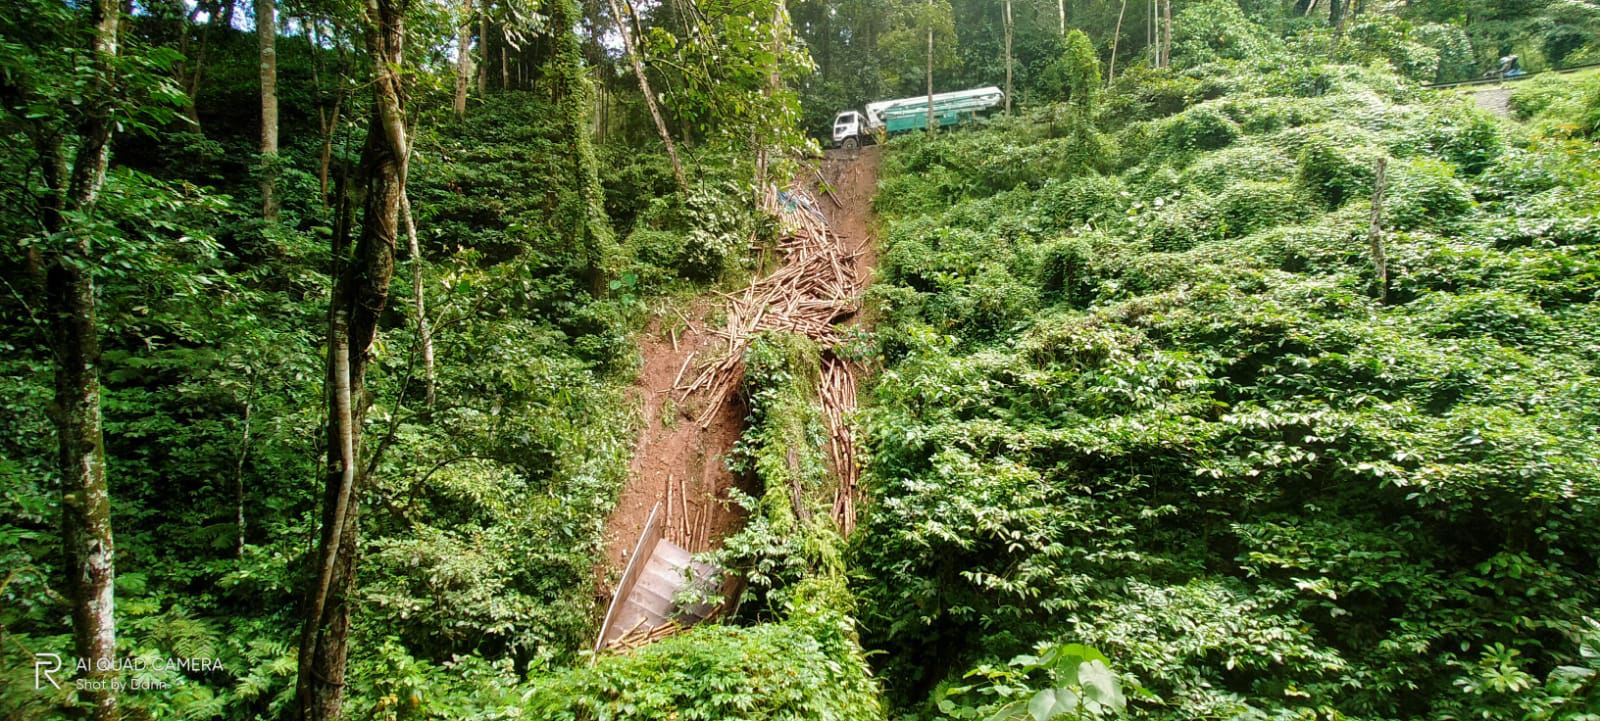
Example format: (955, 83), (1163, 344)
(832, 111), (868, 149)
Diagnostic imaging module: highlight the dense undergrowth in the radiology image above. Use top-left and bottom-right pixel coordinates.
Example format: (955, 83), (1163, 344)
(854, 6), (1600, 720)
(521, 332), (884, 721)
(0, 81), (763, 717)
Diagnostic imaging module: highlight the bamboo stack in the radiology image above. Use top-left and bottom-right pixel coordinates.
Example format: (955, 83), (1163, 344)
(677, 186), (862, 426)
(821, 355), (860, 535)
(610, 619), (684, 650)
(675, 183), (868, 537)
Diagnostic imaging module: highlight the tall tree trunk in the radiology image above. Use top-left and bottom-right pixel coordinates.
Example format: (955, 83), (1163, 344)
(1161, 0), (1172, 68)
(1148, 0), (1155, 64)
(1003, 0), (1013, 114)
(819, 5), (831, 79)
(1107, 0), (1126, 84)
(454, 0), (473, 119)
(478, 11), (489, 94)
(400, 192), (436, 407)
(607, 0), (688, 194)
(499, 30), (509, 90)
(294, 0), (406, 716)
(234, 375), (255, 559)
(183, 0), (220, 128)
(1057, 0), (1064, 34)
(317, 95), (343, 210)
(1368, 156), (1388, 304)
(39, 0), (123, 718)
(1330, 0), (1347, 46)
(258, 0), (279, 220)
(925, 0), (934, 134)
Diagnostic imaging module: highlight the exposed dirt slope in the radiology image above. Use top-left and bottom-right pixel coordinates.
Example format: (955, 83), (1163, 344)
(600, 147), (882, 581)
(602, 303), (746, 568)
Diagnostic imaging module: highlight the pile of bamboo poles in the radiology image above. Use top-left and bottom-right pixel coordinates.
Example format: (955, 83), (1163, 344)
(610, 619), (684, 650)
(821, 356), (860, 535)
(662, 474), (717, 552)
(673, 184), (867, 535)
(676, 187), (861, 424)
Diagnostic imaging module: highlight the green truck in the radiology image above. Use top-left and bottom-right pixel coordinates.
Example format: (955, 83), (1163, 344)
(830, 86), (1005, 148)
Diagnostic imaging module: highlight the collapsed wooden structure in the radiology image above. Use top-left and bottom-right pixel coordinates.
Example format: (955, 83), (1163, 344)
(595, 503), (728, 651)
(598, 182), (869, 652)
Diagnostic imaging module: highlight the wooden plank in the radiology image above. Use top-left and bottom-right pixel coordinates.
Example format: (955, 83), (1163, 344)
(594, 502), (664, 652)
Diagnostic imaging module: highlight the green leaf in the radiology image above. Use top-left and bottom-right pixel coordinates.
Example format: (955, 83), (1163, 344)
(1076, 661), (1124, 713)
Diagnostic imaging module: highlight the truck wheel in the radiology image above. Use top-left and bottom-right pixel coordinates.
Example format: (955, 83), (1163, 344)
(842, 136), (859, 150)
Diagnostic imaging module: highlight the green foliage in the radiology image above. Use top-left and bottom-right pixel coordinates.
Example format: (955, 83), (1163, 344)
(1038, 31), (1100, 111)
(1169, 0), (1283, 69)
(641, 0), (815, 159)
(523, 578), (883, 721)
(856, 49), (1600, 721)
(1510, 69), (1600, 140)
(1296, 133), (1380, 208)
(938, 643), (1140, 721)
(1159, 104), (1240, 153)
(1386, 156), (1475, 231)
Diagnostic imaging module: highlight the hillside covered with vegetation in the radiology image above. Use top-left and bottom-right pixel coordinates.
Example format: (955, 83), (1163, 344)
(858, 4), (1600, 719)
(3, 0), (1600, 719)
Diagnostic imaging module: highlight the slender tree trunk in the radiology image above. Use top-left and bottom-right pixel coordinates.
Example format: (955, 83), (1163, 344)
(607, 0), (688, 194)
(1003, 0), (1013, 114)
(400, 192), (436, 407)
(183, 0), (219, 128)
(499, 31), (509, 90)
(307, 19), (343, 210)
(926, 0), (934, 134)
(317, 95), (343, 210)
(1368, 156), (1388, 304)
(478, 10), (489, 94)
(258, 0), (279, 220)
(39, 1), (123, 719)
(1161, 0), (1172, 68)
(234, 375), (256, 559)
(1330, 0), (1347, 46)
(294, 0), (406, 716)
(1057, 0), (1064, 34)
(50, 259), (118, 721)
(454, 0), (473, 119)
(1108, 0), (1126, 84)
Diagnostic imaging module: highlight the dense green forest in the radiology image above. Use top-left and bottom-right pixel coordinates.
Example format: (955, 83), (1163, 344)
(3, 0), (1600, 719)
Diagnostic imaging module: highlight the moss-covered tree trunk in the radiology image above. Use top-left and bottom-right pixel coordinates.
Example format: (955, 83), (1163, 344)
(1003, 0), (1013, 114)
(294, 0), (406, 716)
(40, 0), (123, 718)
(548, 0), (615, 295)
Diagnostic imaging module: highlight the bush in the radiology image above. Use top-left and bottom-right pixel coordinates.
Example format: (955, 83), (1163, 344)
(1179, 144), (1298, 194)
(1412, 289), (1551, 347)
(1162, 103), (1243, 153)
(1387, 157), (1475, 230)
(522, 586), (882, 721)
(1170, 0), (1282, 68)
(1391, 100), (1504, 174)
(1035, 236), (1095, 307)
(1214, 180), (1316, 237)
(1297, 134), (1381, 208)
(1031, 174), (1127, 230)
